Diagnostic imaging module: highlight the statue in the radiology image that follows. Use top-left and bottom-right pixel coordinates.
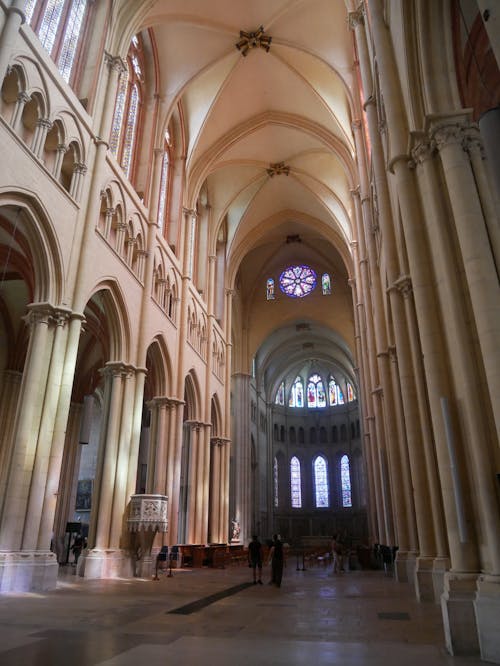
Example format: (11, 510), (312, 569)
(231, 519), (241, 542)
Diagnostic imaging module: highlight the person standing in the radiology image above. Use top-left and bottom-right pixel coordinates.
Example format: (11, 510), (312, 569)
(248, 535), (263, 584)
(331, 533), (344, 573)
(268, 534), (284, 587)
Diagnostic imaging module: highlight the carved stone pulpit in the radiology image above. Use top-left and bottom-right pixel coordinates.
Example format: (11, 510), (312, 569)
(127, 494), (168, 577)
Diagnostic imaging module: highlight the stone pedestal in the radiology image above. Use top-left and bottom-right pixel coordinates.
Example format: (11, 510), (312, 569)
(415, 556), (435, 602)
(127, 494), (168, 580)
(80, 548), (133, 579)
(432, 557), (449, 604)
(441, 572), (480, 656)
(474, 574), (500, 663)
(395, 550), (410, 582)
(0, 551), (58, 592)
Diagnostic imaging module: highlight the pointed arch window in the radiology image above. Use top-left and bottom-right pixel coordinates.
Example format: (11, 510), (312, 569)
(314, 456), (329, 508)
(109, 34), (144, 181)
(275, 381), (285, 406)
(329, 377), (344, 406)
(25, 0), (90, 84)
(157, 130), (172, 232)
(307, 373), (326, 408)
(347, 382), (356, 402)
(273, 456), (279, 508)
(341, 454), (352, 507)
(321, 272), (331, 295)
(290, 456), (302, 508)
(289, 376), (303, 408)
(266, 278), (275, 300)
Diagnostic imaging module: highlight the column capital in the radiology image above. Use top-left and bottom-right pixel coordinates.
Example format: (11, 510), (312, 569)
(104, 52), (127, 75)
(348, 6), (365, 30)
(182, 206), (198, 219)
(100, 361), (135, 379)
(24, 302), (72, 327)
(392, 274), (413, 298)
(36, 117), (52, 130)
(350, 185), (361, 198)
(410, 133), (435, 165)
(351, 119), (362, 132)
(74, 162), (87, 176)
(17, 90), (30, 104)
(211, 436), (231, 447)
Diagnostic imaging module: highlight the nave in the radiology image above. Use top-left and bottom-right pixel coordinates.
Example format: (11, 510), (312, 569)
(0, 562), (486, 666)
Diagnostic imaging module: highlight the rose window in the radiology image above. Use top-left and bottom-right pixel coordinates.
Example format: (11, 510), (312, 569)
(279, 265), (317, 298)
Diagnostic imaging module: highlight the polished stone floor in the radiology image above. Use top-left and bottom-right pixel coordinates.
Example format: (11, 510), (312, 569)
(0, 560), (486, 666)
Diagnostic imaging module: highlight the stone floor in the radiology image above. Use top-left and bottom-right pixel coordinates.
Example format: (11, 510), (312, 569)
(0, 560), (487, 666)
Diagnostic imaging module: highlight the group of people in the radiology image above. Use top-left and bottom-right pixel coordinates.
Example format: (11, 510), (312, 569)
(248, 532), (349, 586)
(248, 534), (284, 587)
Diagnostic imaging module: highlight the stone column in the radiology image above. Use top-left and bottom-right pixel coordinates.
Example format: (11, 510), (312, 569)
(431, 117), (500, 442)
(52, 144), (67, 181)
(231, 373), (251, 545)
(0, 0), (25, 82)
(70, 163), (87, 202)
(31, 117), (52, 158)
(10, 90), (30, 132)
(366, 0), (481, 653)
(103, 206), (114, 239)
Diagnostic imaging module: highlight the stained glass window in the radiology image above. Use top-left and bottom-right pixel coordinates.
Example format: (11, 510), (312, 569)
(110, 68), (128, 156)
(121, 83), (139, 178)
(347, 383), (355, 402)
(289, 376), (303, 407)
(329, 376), (344, 406)
(307, 373), (326, 408)
(314, 456), (329, 508)
(25, 0), (37, 24)
(322, 272), (331, 295)
(109, 35), (144, 181)
(290, 456), (302, 508)
(26, 1), (89, 83)
(266, 278), (275, 300)
(275, 381), (285, 405)
(38, 0), (65, 54)
(274, 456), (278, 508)
(279, 264), (317, 298)
(341, 454), (352, 507)
(157, 147), (169, 231)
(57, 0), (87, 82)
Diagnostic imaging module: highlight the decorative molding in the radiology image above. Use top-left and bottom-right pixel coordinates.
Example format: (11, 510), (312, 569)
(266, 161), (290, 177)
(127, 494), (168, 533)
(235, 26), (272, 56)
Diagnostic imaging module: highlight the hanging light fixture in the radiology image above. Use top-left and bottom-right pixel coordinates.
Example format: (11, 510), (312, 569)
(236, 26), (272, 56)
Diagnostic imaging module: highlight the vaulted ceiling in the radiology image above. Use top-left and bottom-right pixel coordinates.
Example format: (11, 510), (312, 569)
(116, 0), (360, 391)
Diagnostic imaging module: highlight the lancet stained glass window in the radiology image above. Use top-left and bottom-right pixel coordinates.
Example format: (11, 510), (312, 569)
(290, 456), (302, 508)
(314, 456), (329, 507)
(279, 265), (316, 298)
(274, 457), (279, 508)
(275, 381), (285, 405)
(322, 272), (331, 295)
(266, 278), (275, 300)
(329, 377), (345, 406)
(109, 34), (144, 181)
(289, 376), (303, 407)
(307, 373), (326, 408)
(347, 382), (355, 402)
(28, 0), (89, 83)
(341, 454), (352, 507)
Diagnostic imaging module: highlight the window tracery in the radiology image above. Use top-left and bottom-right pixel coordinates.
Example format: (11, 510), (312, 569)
(290, 456), (302, 508)
(341, 454), (352, 507)
(26, 0), (89, 84)
(288, 376), (303, 408)
(307, 373), (326, 408)
(314, 456), (329, 508)
(279, 264), (317, 298)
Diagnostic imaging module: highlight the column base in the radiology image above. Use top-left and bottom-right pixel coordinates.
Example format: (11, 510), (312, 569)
(475, 574), (500, 663)
(0, 550), (58, 592)
(432, 557), (449, 604)
(79, 548), (134, 580)
(415, 556), (437, 602)
(441, 571), (480, 657)
(395, 550), (410, 582)
(405, 550), (418, 584)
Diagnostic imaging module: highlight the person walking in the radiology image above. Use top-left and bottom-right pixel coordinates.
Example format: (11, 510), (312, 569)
(268, 534), (284, 587)
(248, 535), (263, 584)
